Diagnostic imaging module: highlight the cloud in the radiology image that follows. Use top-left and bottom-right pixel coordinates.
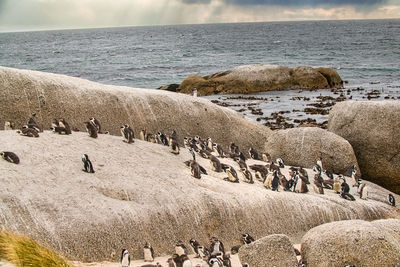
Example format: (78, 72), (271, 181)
(183, 0), (388, 5)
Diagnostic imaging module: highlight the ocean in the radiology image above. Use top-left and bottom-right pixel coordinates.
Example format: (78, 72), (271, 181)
(1, 19), (399, 127)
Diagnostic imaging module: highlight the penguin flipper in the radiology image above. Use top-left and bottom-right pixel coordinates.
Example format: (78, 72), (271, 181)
(199, 165), (207, 175)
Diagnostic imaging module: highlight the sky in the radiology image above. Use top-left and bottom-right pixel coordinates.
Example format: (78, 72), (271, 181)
(0, 0), (399, 32)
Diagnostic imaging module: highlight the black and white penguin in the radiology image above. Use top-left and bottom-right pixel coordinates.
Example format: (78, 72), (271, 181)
(358, 182), (368, 200)
(82, 154), (95, 173)
(276, 158), (285, 168)
(209, 155), (223, 172)
(17, 125), (39, 137)
(59, 118), (72, 134)
(241, 168), (254, 184)
(263, 171), (274, 189)
(121, 124), (135, 143)
(180, 254), (192, 267)
(157, 132), (169, 146)
(170, 131), (180, 154)
(0, 151), (20, 164)
(208, 258), (223, 267)
(242, 233), (255, 245)
(213, 143), (226, 158)
(313, 171), (324, 195)
(271, 170), (280, 191)
(189, 238), (200, 257)
(229, 143), (239, 154)
(324, 170), (334, 179)
(27, 113), (42, 132)
(316, 157), (323, 172)
(209, 237), (225, 256)
(234, 157), (247, 170)
(249, 164), (269, 182)
(248, 147), (259, 160)
(190, 160), (202, 179)
(143, 243), (154, 262)
(388, 194), (396, 206)
(84, 121), (98, 138)
(197, 245), (210, 259)
(223, 165), (239, 183)
(120, 249), (130, 267)
(139, 129), (146, 141)
(175, 241), (187, 256)
(206, 137), (214, 151)
(89, 117), (101, 133)
(340, 178), (355, 201)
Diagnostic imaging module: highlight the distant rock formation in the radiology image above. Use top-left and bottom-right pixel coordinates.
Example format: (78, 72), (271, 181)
(328, 101), (400, 194)
(169, 65), (343, 95)
(301, 219), (400, 266)
(0, 131), (397, 262)
(238, 234), (298, 267)
(0, 66), (269, 153)
(264, 127), (359, 175)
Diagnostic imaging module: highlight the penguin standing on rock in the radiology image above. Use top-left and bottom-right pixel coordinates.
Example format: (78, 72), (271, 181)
(169, 130), (180, 155)
(248, 147), (259, 160)
(175, 241), (187, 256)
(120, 249), (130, 267)
(17, 125), (39, 137)
(276, 158), (285, 168)
(4, 121), (15, 130)
(388, 194), (396, 206)
(84, 121), (98, 138)
(143, 243), (154, 262)
(0, 152), (20, 164)
(223, 165), (239, 183)
(271, 170), (280, 191)
(189, 238), (200, 257)
(120, 124), (135, 143)
(242, 233), (255, 244)
(340, 178), (355, 201)
(82, 154), (95, 173)
(89, 117), (101, 133)
(27, 113), (42, 132)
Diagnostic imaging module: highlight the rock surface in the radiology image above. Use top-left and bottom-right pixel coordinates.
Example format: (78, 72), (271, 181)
(0, 131), (398, 262)
(238, 234), (298, 267)
(301, 219), (400, 267)
(0, 66), (270, 153)
(264, 127), (358, 174)
(328, 101), (400, 194)
(176, 65), (343, 95)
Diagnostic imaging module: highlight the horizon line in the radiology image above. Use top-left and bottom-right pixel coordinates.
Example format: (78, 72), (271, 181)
(0, 17), (398, 34)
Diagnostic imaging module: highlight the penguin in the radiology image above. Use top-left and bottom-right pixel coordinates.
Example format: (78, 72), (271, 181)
(223, 165), (239, 183)
(175, 241), (187, 256)
(216, 252), (232, 267)
(4, 121), (15, 130)
(241, 168), (254, 184)
(269, 162), (280, 173)
(59, 118), (72, 134)
(333, 175), (342, 194)
(121, 125), (135, 143)
(242, 234), (255, 245)
(189, 238), (200, 257)
(313, 172), (324, 195)
(388, 194), (396, 206)
(229, 143), (239, 154)
(120, 249), (130, 267)
(340, 178), (355, 201)
(299, 175), (309, 193)
(51, 119), (68, 134)
(82, 154), (95, 173)
(190, 160), (202, 179)
(276, 158), (285, 168)
(27, 113), (42, 132)
(292, 172), (301, 193)
(262, 152), (271, 163)
(198, 149), (212, 159)
(248, 147), (259, 160)
(347, 164), (358, 187)
(230, 245), (241, 255)
(0, 152), (20, 164)
(84, 121), (98, 138)
(263, 171), (274, 189)
(170, 132), (180, 154)
(139, 129), (146, 141)
(146, 132), (156, 143)
(249, 164), (269, 182)
(157, 132), (169, 146)
(206, 137), (214, 151)
(172, 254), (182, 267)
(358, 183), (368, 200)
(299, 167), (310, 184)
(325, 170), (334, 179)
(234, 157), (247, 170)
(271, 170), (280, 191)
(17, 125), (39, 137)
(208, 258), (223, 267)
(143, 243), (154, 262)
(210, 237), (225, 256)
(180, 254), (192, 267)
(209, 155), (223, 172)
(238, 151), (246, 162)
(89, 117), (101, 133)
(197, 245), (210, 259)
(213, 143), (226, 158)
(279, 173), (289, 189)
(242, 264), (249, 267)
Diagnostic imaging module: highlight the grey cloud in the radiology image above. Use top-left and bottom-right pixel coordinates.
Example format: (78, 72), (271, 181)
(183, 0), (387, 5)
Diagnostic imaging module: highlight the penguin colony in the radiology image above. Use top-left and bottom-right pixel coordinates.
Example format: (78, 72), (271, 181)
(1, 115), (398, 267)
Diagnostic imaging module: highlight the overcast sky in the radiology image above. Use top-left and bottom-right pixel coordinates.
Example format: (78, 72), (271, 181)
(0, 0), (399, 32)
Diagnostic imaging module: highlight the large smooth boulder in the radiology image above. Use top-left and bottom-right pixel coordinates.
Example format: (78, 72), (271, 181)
(0, 66), (270, 152)
(328, 101), (400, 194)
(177, 65), (343, 95)
(238, 234), (298, 267)
(264, 127), (358, 174)
(0, 131), (397, 262)
(301, 220), (400, 267)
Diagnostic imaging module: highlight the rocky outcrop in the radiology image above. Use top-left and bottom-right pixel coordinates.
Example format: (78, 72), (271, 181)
(0, 66), (270, 153)
(301, 219), (400, 267)
(264, 127), (358, 174)
(238, 234), (298, 267)
(328, 101), (400, 194)
(0, 131), (397, 262)
(176, 65), (343, 95)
